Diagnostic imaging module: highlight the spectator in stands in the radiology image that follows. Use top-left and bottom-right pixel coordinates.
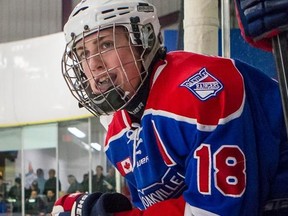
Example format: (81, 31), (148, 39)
(25, 163), (37, 191)
(104, 167), (116, 192)
(25, 180), (40, 199)
(43, 169), (61, 196)
(8, 177), (22, 213)
(80, 173), (89, 193)
(0, 176), (7, 200)
(45, 189), (56, 214)
(0, 194), (7, 213)
(66, 175), (83, 194)
(36, 168), (46, 195)
(25, 189), (45, 216)
(92, 165), (108, 193)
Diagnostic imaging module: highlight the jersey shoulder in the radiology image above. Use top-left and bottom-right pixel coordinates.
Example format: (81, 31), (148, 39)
(146, 51), (245, 127)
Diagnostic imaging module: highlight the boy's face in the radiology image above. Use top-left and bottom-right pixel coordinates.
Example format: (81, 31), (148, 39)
(30, 191), (38, 199)
(96, 167), (103, 174)
(47, 190), (55, 198)
(75, 27), (142, 99)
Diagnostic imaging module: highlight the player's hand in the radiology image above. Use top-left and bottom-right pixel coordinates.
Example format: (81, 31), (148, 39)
(234, 0), (288, 51)
(51, 192), (132, 216)
(103, 180), (114, 190)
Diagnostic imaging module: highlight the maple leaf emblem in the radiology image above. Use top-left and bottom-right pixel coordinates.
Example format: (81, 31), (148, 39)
(117, 157), (133, 176)
(124, 161), (130, 170)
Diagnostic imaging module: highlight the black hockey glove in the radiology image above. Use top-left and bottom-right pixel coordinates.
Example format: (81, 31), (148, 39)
(72, 192), (103, 215)
(91, 192), (133, 216)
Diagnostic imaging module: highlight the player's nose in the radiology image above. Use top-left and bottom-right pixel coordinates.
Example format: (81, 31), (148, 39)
(87, 54), (105, 75)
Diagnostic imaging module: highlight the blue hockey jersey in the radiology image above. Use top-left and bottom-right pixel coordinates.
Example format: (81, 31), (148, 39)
(104, 51), (288, 216)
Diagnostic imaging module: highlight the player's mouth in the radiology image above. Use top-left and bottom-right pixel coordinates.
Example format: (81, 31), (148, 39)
(95, 73), (117, 93)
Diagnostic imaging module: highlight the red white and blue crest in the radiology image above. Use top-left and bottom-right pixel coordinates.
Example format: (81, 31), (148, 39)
(180, 68), (223, 101)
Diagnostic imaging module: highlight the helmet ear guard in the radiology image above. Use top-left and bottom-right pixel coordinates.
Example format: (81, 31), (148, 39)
(140, 23), (156, 50)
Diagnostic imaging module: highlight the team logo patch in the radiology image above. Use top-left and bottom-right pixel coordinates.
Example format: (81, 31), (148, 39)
(116, 157), (133, 176)
(180, 68), (223, 100)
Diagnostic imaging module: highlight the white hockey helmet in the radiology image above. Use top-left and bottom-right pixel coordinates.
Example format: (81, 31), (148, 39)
(62, 0), (163, 116)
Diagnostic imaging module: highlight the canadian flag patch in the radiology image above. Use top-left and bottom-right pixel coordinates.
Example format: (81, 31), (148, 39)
(116, 157), (133, 176)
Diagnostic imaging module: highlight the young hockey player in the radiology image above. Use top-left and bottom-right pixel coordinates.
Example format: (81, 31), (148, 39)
(57, 0), (288, 215)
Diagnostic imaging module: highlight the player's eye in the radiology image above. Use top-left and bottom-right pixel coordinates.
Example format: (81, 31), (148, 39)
(77, 49), (90, 60)
(100, 41), (114, 51)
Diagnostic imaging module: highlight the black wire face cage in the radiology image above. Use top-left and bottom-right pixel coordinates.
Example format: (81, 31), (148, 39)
(62, 24), (149, 117)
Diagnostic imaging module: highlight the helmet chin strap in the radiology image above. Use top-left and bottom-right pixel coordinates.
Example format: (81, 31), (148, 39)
(90, 86), (129, 115)
(125, 72), (151, 121)
(125, 47), (166, 121)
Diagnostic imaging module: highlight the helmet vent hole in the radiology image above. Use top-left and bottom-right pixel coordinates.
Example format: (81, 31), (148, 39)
(117, 7), (129, 10)
(119, 12), (130, 16)
(104, 15), (116, 20)
(118, 6), (131, 16)
(102, 9), (114, 14)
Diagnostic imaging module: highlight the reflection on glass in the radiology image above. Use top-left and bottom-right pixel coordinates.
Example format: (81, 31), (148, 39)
(58, 118), (106, 194)
(0, 117), (118, 215)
